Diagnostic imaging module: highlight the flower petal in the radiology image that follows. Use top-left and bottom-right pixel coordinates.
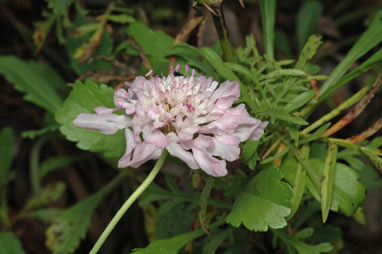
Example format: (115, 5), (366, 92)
(118, 128), (136, 168)
(127, 143), (162, 168)
(143, 126), (169, 148)
(211, 134), (240, 161)
(166, 133), (199, 169)
(192, 147), (227, 177)
(73, 113), (129, 134)
(114, 88), (136, 114)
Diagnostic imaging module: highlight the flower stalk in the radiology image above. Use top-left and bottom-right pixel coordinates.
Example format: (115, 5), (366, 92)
(211, 5), (235, 62)
(89, 150), (169, 254)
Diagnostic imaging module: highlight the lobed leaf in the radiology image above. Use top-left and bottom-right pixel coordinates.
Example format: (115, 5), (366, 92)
(0, 56), (64, 113)
(0, 232), (25, 254)
(55, 80), (125, 158)
(226, 166), (293, 231)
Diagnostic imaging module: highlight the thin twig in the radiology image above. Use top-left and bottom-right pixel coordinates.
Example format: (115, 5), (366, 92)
(322, 75), (381, 137)
(346, 118), (382, 143)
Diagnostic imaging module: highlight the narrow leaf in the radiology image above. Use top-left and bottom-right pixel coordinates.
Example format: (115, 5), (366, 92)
(265, 109), (309, 125)
(200, 47), (239, 81)
(319, 11), (382, 100)
(0, 127), (13, 184)
(259, 0), (276, 59)
(321, 142), (338, 222)
(296, 0), (322, 51)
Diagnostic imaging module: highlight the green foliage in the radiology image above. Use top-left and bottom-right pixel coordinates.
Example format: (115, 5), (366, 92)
(55, 80), (125, 158)
(22, 124), (60, 139)
(39, 156), (75, 179)
(45, 0), (71, 15)
(202, 228), (232, 254)
(46, 192), (103, 254)
(0, 128), (13, 185)
(319, 10), (382, 101)
(259, 0), (276, 59)
(296, 0), (322, 51)
(273, 228), (333, 254)
(24, 182), (66, 211)
(131, 227), (205, 254)
(0, 232), (25, 254)
(0, 56), (64, 113)
(226, 166), (293, 231)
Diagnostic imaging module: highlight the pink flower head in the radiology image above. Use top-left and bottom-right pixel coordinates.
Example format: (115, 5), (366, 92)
(73, 65), (268, 177)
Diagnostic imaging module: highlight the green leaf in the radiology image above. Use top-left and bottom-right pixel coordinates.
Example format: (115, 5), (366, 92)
(259, 0), (276, 59)
(296, 0), (322, 51)
(241, 140), (260, 170)
(166, 43), (216, 79)
(226, 166), (292, 231)
(0, 232), (25, 254)
(202, 229), (232, 254)
(55, 80), (125, 158)
(0, 127), (13, 185)
(309, 159), (366, 216)
(126, 22), (173, 57)
(288, 146), (309, 219)
(131, 228), (205, 254)
(200, 47), (239, 82)
(22, 124), (59, 139)
(265, 109), (309, 125)
(45, 0), (69, 15)
(295, 35), (323, 70)
(284, 90), (316, 112)
(308, 226), (342, 243)
(24, 182), (66, 211)
(321, 142), (338, 223)
(107, 14), (135, 24)
(0, 56), (64, 113)
(66, 17), (112, 75)
(46, 192), (103, 254)
(273, 229), (332, 254)
(39, 156), (75, 179)
(319, 10), (382, 101)
(300, 123), (331, 145)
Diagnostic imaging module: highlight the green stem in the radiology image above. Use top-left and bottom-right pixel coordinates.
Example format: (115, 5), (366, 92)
(199, 175), (215, 233)
(30, 137), (48, 194)
(212, 5), (235, 62)
(301, 85), (371, 134)
(89, 150), (169, 254)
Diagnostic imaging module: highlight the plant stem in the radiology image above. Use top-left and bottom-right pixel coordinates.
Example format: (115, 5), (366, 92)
(300, 85), (371, 135)
(30, 137), (48, 194)
(89, 150), (169, 254)
(212, 5), (235, 62)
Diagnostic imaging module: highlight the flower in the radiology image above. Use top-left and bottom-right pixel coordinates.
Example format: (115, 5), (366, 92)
(73, 65), (268, 177)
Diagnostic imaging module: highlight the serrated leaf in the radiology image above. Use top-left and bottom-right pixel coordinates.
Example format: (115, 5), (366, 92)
(55, 80), (125, 158)
(126, 22), (173, 57)
(0, 127), (13, 185)
(265, 109), (308, 125)
(46, 193), (103, 254)
(0, 56), (64, 113)
(131, 228), (205, 254)
(0, 232), (25, 254)
(45, 0), (69, 15)
(22, 124), (59, 139)
(295, 35), (323, 70)
(241, 140), (260, 170)
(24, 182), (66, 211)
(226, 166), (292, 231)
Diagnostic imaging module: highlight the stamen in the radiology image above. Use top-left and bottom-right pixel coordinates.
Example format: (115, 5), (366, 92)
(175, 64), (180, 72)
